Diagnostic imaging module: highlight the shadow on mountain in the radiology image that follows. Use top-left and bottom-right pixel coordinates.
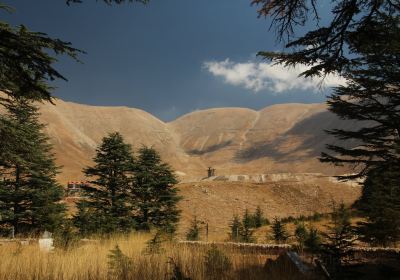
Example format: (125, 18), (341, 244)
(188, 140), (232, 156)
(235, 111), (359, 163)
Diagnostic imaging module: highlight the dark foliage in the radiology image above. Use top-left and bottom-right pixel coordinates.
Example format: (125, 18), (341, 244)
(0, 95), (66, 235)
(229, 214), (242, 242)
(108, 245), (134, 280)
(240, 209), (255, 243)
(271, 217), (288, 243)
(252, 0), (400, 78)
(74, 132), (136, 235)
(204, 245), (232, 280)
(186, 215), (201, 241)
(304, 227), (321, 255)
(0, 17), (81, 102)
(294, 222), (308, 251)
(320, 202), (356, 276)
(356, 166), (400, 247)
(132, 146), (180, 232)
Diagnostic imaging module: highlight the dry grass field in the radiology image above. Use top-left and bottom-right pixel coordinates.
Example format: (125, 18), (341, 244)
(0, 233), (275, 280)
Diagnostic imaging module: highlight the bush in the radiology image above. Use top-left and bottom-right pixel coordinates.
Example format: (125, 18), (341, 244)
(168, 258), (191, 280)
(54, 220), (80, 250)
(186, 216), (201, 241)
(108, 245), (134, 280)
(142, 231), (165, 255)
(294, 222), (308, 252)
(271, 217), (289, 244)
(204, 245), (232, 280)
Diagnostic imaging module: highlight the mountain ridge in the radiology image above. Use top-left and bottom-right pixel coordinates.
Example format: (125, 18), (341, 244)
(32, 98), (352, 183)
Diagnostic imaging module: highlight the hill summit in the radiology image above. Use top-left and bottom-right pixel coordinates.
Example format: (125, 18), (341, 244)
(36, 99), (354, 183)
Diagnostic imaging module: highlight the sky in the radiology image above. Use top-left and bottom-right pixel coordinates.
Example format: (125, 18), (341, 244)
(3, 0), (340, 121)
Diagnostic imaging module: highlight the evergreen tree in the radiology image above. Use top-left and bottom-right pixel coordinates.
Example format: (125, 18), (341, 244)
(271, 217), (288, 244)
(74, 132), (135, 235)
(107, 245), (133, 280)
(253, 206), (268, 228)
(320, 16), (400, 179)
(143, 230), (165, 255)
(186, 216), (201, 241)
(0, 7), (81, 103)
(304, 227), (321, 255)
(204, 245), (232, 280)
(229, 214), (242, 242)
(0, 95), (66, 235)
(131, 146), (180, 231)
(321, 202), (356, 274)
(252, 1), (399, 80)
(294, 222), (308, 252)
(356, 166), (400, 247)
(240, 209), (255, 243)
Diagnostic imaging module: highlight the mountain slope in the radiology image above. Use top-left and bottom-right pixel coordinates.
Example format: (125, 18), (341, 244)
(35, 99), (354, 183)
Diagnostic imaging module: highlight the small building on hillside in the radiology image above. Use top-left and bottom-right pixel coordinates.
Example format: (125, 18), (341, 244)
(207, 167), (216, 178)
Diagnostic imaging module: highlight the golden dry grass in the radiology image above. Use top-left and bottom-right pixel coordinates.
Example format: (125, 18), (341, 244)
(0, 233), (271, 280)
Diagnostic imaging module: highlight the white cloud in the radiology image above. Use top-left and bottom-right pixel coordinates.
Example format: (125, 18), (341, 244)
(203, 59), (345, 93)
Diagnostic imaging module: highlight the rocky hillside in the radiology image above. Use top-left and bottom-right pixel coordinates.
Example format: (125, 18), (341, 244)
(34, 99), (356, 183)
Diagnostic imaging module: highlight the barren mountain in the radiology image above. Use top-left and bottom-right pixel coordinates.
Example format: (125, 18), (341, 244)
(35, 99), (355, 183)
(36, 99), (362, 235)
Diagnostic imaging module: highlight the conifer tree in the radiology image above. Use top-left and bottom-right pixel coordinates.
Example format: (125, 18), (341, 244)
(253, 1), (399, 80)
(321, 203), (356, 274)
(294, 222), (308, 252)
(253, 206), (268, 228)
(271, 217), (288, 244)
(0, 94), (65, 235)
(229, 215), (243, 242)
(320, 16), (400, 179)
(356, 166), (400, 247)
(131, 146), (180, 232)
(186, 216), (201, 241)
(0, 5), (81, 103)
(229, 214), (242, 242)
(74, 132), (135, 235)
(304, 227), (321, 256)
(240, 209), (255, 243)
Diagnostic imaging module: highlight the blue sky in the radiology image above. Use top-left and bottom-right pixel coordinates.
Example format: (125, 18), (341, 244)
(3, 0), (340, 121)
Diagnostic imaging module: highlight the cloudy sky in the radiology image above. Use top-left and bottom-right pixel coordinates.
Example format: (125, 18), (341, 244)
(4, 0), (340, 121)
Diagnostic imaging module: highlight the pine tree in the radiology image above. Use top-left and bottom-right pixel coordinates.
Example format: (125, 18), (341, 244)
(186, 216), (201, 241)
(204, 245), (232, 280)
(271, 217), (288, 244)
(321, 202), (356, 274)
(304, 227), (321, 256)
(143, 231), (165, 255)
(132, 146), (180, 232)
(252, 1), (399, 80)
(356, 166), (400, 247)
(253, 206), (268, 228)
(240, 209), (255, 243)
(229, 214), (242, 242)
(0, 95), (66, 235)
(0, 14), (81, 103)
(294, 222), (308, 252)
(107, 245), (133, 280)
(74, 132), (135, 235)
(320, 16), (400, 179)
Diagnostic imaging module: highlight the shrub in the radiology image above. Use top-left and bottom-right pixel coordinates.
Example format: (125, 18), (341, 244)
(204, 245), (232, 280)
(107, 245), (133, 280)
